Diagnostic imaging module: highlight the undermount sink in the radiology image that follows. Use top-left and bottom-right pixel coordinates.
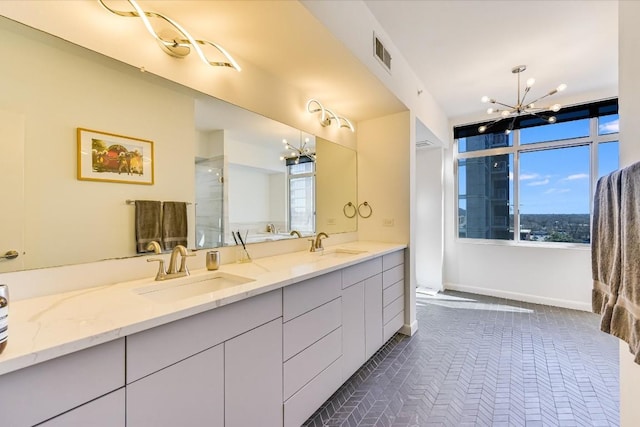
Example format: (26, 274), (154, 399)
(316, 248), (368, 259)
(133, 272), (254, 303)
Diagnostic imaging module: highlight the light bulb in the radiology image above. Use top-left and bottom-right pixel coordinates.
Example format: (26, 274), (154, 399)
(501, 110), (511, 118)
(505, 129), (511, 135)
(557, 83), (567, 92)
(526, 78), (535, 88)
(548, 116), (557, 123)
(282, 139), (287, 145)
(527, 103), (535, 109)
(550, 104), (561, 112)
(481, 96), (490, 103)
(487, 108), (495, 114)
(478, 125), (487, 133)
(279, 156), (285, 161)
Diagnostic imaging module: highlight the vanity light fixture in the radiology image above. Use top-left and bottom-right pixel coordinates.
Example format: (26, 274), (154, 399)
(306, 99), (354, 132)
(280, 138), (315, 165)
(98, 0), (241, 71)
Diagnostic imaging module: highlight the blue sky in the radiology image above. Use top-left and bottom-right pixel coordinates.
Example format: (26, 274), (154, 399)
(459, 116), (619, 215)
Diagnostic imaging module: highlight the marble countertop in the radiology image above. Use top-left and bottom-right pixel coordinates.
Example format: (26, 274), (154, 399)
(0, 241), (405, 376)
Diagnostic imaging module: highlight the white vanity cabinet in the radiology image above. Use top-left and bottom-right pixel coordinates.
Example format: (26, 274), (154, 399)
(125, 289), (282, 427)
(383, 251), (405, 342)
(38, 389), (125, 427)
(282, 270), (343, 427)
(0, 338), (125, 427)
(225, 318), (283, 427)
(341, 257), (383, 380)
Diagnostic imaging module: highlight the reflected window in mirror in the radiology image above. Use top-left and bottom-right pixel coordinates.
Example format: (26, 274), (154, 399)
(288, 161), (315, 234)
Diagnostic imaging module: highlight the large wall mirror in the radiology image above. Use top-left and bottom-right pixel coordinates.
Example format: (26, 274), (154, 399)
(0, 16), (357, 273)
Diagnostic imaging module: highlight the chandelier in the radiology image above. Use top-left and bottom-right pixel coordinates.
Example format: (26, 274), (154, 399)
(478, 65), (566, 134)
(279, 138), (315, 164)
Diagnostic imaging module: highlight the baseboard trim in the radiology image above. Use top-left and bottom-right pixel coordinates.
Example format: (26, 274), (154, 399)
(399, 320), (418, 336)
(444, 282), (591, 312)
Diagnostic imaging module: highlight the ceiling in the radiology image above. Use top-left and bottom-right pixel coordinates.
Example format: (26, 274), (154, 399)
(363, 0), (618, 121)
(156, 0), (618, 124)
(7, 1), (615, 128)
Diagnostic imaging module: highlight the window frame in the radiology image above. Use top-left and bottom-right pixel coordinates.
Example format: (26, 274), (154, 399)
(454, 115), (619, 248)
(286, 161), (316, 234)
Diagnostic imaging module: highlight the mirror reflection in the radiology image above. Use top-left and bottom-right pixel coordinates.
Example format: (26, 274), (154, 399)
(0, 16), (357, 273)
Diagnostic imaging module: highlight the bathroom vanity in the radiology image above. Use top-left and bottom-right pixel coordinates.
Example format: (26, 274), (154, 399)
(0, 242), (406, 427)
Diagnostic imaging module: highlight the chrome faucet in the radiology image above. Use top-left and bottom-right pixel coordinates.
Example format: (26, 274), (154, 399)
(309, 232), (329, 252)
(147, 244), (194, 281)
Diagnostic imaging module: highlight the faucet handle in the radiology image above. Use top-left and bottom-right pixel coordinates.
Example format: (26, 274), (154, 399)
(308, 238), (316, 252)
(147, 258), (167, 280)
(179, 250), (196, 274)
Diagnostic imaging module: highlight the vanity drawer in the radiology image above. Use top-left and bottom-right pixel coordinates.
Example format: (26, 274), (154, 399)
(284, 327), (342, 400)
(383, 295), (404, 325)
(284, 358), (343, 427)
(383, 280), (404, 307)
(383, 250), (404, 270)
(283, 297), (341, 361)
(127, 289), (281, 382)
(283, 270), (341, 322)
(342, 257), (382, 289)
(383, 264), (404, 289)
(384, 311), (404, 342)
(0, 338), (124, 427)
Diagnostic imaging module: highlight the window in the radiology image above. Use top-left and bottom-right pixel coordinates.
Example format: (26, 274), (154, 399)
(454, 99), (618, 244)
(288, 162), (315, 233)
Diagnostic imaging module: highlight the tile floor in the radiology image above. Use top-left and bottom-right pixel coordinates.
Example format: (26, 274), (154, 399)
(304, 291), (619, 427)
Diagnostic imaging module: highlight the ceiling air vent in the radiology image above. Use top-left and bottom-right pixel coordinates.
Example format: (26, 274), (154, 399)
(416, 140), (435, 150)
(373, 33), (391, 72)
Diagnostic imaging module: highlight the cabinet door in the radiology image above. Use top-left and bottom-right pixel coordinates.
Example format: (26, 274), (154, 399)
(225, 318), (283, 427)
(364, 273), (383, 360)
(342, 281), (365, 380)
(127, 344), (224, 427)
(39, 388), (125, 427)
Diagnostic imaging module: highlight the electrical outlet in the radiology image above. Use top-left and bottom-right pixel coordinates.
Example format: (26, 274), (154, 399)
(327, 218), (336, 225)
(382, 218), (394, 227)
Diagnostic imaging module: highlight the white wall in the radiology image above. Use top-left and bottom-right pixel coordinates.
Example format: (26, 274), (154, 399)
(415, 147), (444, 290)
(618, 1), (640, 425)
(357, 111), (416, 333)
(227, 165), (270, 224)
(442, 140), (594, 310)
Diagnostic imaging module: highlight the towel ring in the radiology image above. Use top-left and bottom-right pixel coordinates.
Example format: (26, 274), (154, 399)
(343, 202), (357, 218)
(357, 201), (373, 219)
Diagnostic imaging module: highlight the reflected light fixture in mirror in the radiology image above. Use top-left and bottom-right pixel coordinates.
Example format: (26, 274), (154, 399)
(98, 0), (241, 71)
(306, 99), (355, 132)
(280, 138), (315, 165)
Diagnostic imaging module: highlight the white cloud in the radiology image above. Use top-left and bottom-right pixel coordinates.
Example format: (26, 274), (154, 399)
(528, 179), (550, 186)
(544, 188), (571, 195)
(520, 173), (539, 180)
(564, 173), (589, 181)
(599, 119), (619, 134)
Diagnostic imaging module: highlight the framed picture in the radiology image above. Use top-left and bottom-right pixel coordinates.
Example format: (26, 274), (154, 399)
(77, 128), (154, 185)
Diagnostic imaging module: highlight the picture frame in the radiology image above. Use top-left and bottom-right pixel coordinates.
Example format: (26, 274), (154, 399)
(77, 128), (154, 185)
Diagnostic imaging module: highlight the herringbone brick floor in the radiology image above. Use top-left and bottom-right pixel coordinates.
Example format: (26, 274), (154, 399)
(304, 291), (619, 427)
